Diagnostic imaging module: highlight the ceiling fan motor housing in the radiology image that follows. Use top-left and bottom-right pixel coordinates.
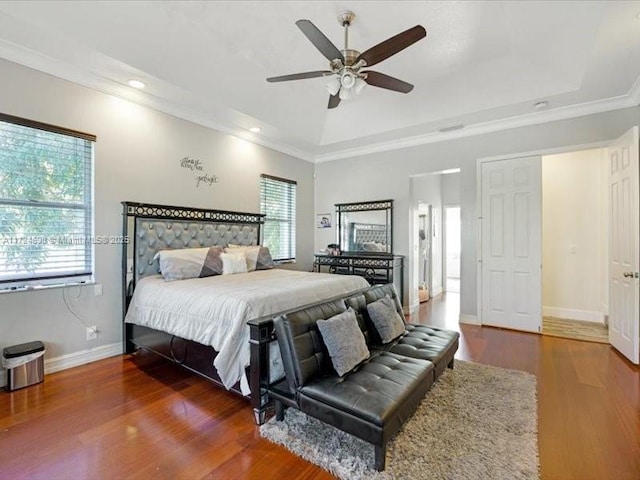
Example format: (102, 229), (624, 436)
(341, 49), (361, 67)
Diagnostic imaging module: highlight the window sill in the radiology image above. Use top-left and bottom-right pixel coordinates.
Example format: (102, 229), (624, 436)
(0, 280), (96, 295)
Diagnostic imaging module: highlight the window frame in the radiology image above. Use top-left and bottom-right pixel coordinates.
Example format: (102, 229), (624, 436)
(260, 174), (297, 263)
(0, 112), (96, 290)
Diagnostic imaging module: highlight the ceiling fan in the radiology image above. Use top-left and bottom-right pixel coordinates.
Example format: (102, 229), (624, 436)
(266, 11), (426, 109)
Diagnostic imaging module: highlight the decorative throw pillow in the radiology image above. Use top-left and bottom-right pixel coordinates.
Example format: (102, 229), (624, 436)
(220, 252), (248, 275)
(199, 246), (224, 277)
(154, 246), (224, 281)
(224, 245), (275, 271)
(366, 295), (406, 344)
(317, 308), (369, 377)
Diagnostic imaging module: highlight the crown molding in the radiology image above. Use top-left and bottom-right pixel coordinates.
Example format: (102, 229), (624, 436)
(0, 39), (314, 163)
(1, 37), (638, 165)
(629, 74), (640, 105)
(313, 92), (639, 163)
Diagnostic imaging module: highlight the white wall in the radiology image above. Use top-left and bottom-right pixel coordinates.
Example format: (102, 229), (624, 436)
(441, 172), (461, 206)
(542, 148), (608, 322)
(0, 59), (314, 371)
(315, 105), (640, 316)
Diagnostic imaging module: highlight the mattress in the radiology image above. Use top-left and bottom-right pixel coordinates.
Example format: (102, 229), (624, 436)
(124, 268), (370, 394)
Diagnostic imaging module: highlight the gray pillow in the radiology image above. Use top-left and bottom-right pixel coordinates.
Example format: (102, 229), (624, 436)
(317, 308), (369, 377)
(154, 246), (224, 281)
(367, 295), (406, 343)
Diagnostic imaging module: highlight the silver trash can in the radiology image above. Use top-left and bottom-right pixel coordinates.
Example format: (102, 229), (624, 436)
(3, 341), (45, 392)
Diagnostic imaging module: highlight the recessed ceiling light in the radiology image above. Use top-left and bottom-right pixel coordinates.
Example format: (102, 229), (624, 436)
(249, 127), (261, 133)
(534, 100), (549, 110)
(127, 79), (146, 89)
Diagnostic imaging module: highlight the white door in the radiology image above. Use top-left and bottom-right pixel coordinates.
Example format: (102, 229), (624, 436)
(608, 127), (639, 364)
(481, 156), (542, 332)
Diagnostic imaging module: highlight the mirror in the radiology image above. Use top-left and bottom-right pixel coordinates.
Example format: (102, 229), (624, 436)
(336, 200), (393, 254)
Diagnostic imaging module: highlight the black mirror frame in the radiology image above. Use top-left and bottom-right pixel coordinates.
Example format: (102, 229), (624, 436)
(335, 199), (393, 255)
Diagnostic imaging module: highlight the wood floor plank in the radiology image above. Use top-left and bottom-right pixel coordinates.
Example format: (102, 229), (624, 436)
(1, 292), (638, 479)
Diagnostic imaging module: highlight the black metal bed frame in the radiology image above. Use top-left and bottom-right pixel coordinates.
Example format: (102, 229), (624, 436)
(121, 201), (274, 424)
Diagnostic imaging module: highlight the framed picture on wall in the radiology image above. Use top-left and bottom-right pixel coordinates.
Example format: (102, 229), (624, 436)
(317, 213), (332, 228)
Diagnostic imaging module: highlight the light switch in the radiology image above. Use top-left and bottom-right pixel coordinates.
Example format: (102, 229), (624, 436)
(569, 244), (577, 254)
(94, 283), (103, 296)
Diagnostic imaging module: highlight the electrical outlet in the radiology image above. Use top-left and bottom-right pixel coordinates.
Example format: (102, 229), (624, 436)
(94, 283), (103, 296)
(86, 326), (98, 340)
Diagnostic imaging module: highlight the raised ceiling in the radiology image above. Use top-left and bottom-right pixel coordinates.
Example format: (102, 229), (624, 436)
(0, 1), (638, 161)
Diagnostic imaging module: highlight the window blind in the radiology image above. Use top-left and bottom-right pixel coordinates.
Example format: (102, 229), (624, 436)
(0, 113), (95, 289)
(260, 174), (296, 262)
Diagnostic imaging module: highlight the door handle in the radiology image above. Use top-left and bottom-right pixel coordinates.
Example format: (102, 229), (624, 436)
(623, 272), (639, 278)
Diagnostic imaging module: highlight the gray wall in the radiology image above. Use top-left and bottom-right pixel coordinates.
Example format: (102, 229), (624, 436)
(0, 59), (314, 362)
(441, 172), (461, 206)
(315, 106), (640, 316)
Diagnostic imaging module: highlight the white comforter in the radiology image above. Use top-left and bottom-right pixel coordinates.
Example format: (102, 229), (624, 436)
(124, 269), (369, 394)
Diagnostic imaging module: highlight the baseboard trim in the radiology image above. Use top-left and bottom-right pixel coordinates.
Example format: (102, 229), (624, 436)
(432, 286), (444, 298)
(460, 314), (480, 325)
(1, 342), (122, 388)
(405, 299), (420, 316)
(542, 306), (605, 323)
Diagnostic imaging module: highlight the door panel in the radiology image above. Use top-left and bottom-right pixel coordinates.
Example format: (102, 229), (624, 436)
(481, 156), (542, 332)
(609, 127), (639, 364)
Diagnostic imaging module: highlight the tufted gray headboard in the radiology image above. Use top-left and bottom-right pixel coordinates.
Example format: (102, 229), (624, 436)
(121, 202), (265, 296)
(349, 223), (388, 251)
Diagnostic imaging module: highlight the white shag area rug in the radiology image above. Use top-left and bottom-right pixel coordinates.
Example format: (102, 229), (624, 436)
(260, 360), (539, 480)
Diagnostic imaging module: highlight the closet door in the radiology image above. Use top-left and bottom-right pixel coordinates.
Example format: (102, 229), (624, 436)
(480, 156), (542, 333)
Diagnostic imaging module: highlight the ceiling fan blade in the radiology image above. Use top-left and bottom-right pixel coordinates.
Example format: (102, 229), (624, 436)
(328, 94), (341, 109)
(267, 71), (332, 82)
(364, 71), (414, 93)
(357, 25), (426, 67)
(296, 19), (345, 63)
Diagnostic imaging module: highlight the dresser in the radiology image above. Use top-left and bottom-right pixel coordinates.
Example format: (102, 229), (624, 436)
(313, 253), (404, 300)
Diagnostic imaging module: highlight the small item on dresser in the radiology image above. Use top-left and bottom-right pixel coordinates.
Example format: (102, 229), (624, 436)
(327, 243), (341, 256)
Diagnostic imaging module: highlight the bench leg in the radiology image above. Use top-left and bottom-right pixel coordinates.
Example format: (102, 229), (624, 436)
(275, 400), (285, 421)
(374, 444), (386, 471)
(448, 358), (455, 369)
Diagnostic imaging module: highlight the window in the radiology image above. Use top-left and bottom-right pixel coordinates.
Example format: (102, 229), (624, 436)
(0, 113), (95, 289)
(260, 174), (296, 262)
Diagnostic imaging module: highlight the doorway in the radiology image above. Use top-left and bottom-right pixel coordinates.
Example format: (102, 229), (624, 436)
(410, 169), (461, 313)
(418, 207), (432, 303)
(541, 148), (609, 343)
(444, 206), (461, 293)
(477, 128), (639, 363)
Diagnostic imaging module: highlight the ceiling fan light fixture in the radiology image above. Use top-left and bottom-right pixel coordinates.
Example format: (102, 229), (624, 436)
(341, 71), (356, 89)
(354, 76), (367, 95)
(339, 86), (353, 100)
(326, 75), (341, 95)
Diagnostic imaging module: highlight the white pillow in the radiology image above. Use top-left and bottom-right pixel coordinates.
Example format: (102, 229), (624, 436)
(220, 252), (248, 275)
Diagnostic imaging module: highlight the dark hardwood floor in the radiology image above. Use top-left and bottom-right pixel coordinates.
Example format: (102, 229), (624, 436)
(1, 293), (639, 479)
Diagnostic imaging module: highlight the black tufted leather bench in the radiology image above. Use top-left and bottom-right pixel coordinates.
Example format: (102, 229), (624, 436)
(273, 298), (435, 471)
(345, 284), (459, 381)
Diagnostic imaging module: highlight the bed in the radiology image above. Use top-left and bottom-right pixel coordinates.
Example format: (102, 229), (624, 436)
(121, 202), (369, 424)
